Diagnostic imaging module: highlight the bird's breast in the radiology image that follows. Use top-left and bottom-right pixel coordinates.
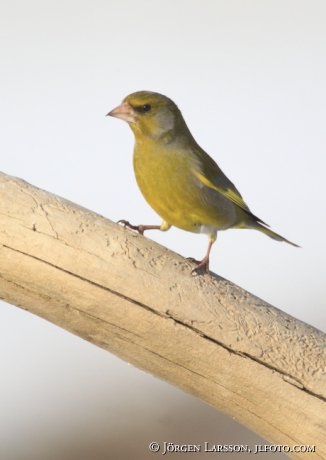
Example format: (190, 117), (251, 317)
(133, 142), (236, 232)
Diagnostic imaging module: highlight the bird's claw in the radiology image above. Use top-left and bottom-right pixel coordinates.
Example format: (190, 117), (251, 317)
(186, 257), (201, 264)
(117, 220), (144, 235)
(187, 256), (210, 275)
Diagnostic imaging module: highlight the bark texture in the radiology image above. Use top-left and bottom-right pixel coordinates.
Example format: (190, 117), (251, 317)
(0, 172), (325, 458)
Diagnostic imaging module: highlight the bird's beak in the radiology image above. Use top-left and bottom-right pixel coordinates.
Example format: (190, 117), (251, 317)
(106, 102), (136, 123)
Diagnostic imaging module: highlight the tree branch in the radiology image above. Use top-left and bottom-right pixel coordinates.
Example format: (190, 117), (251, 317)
(0, 171), (325, 458)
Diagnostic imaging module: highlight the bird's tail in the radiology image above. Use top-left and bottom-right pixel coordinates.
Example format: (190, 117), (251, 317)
(254, 223), (300, 247)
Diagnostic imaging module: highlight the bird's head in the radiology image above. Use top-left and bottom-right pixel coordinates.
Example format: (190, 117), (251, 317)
(108, 91), (191, 142)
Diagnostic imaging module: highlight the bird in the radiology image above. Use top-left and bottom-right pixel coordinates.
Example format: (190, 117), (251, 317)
(107, 91), (298, 274)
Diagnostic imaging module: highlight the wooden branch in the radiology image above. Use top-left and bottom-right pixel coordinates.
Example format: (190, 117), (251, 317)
(0, 171), (325, 458)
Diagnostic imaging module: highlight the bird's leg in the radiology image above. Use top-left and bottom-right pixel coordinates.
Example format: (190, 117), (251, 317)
(118, 220), (171, 235)
(189, 233), (217, 275)
(117, 220), (160, 235)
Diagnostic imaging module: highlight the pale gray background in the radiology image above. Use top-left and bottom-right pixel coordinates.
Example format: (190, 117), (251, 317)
(1, 1), (325, 459)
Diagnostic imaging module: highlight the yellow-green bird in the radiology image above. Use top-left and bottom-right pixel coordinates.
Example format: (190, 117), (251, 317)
(108, 91), (298, 274)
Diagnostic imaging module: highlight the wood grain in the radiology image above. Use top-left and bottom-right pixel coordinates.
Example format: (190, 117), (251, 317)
(0, 172), (325, 458)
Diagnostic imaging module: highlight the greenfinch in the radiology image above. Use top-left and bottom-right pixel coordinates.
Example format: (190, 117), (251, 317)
(108, 91), (298, 274)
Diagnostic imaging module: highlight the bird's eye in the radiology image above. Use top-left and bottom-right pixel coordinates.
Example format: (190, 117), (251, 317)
(141, 104), (151, 113)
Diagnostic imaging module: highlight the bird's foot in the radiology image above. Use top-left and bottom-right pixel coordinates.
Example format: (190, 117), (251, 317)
(117, 220), (146, 235)
(186, 257), (201, 264)
(187, 256), (210, 275)
(118, 220), (162, 235)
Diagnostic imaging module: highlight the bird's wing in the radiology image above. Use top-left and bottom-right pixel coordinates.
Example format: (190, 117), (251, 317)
(192, 169), (250, 212)
(191, 146), (250, 210)
(191, 147), (269, 226)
